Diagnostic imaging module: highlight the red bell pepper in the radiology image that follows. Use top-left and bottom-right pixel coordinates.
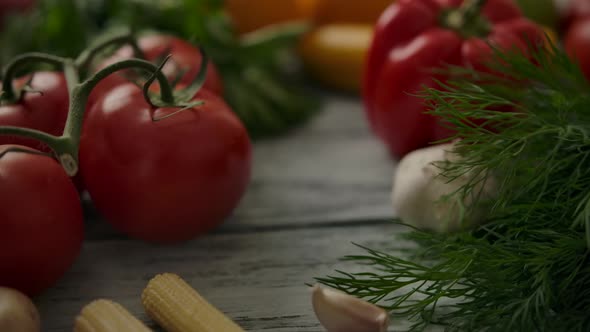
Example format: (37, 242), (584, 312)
(363, 0), (545, 158)
(563, 0), (590, 82)
(561, 0), (590, 33)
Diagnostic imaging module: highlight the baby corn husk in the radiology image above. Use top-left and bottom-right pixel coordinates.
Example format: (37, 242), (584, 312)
(142, 273), (244, 332)
(74, 299), (152, 332)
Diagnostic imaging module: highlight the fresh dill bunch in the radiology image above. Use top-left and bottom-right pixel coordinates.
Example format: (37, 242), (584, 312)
(316, 45), (590, 331)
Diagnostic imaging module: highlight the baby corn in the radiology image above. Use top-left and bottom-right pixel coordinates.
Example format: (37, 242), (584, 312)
(74, 299), (152, 332)
(142, 273), (244, 332)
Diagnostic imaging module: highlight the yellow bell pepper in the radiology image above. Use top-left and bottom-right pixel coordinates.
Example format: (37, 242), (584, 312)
(299, 24), (373, 92)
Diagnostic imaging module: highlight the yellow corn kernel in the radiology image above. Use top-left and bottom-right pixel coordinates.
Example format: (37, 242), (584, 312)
(74, 299), (152, 332)
(142, 273), (244, 332)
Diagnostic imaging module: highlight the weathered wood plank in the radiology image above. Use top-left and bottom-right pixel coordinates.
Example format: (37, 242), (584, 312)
(37, 223), (423, 332)
(46, 93), (419, 332)
(234, 94), (396, 226)
(82, 94), (398, 240)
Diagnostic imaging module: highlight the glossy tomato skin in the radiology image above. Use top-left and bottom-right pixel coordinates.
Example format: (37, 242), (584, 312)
(565, 18), (590, 81)
(561, 0), (590, 32)
(0, 145), (83, 296)
(88, 34), (223, 110)
(0, 72), (69, 151)
(364, 0), (544, 158)
(80, 85), (251, 243)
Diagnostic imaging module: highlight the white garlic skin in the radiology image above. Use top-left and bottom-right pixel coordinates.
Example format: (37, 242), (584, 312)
(391, 143), (495, 233)
(311, 285), (389, 332)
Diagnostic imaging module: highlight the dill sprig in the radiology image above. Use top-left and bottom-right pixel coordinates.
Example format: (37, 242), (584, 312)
(316, 44), (590, 331)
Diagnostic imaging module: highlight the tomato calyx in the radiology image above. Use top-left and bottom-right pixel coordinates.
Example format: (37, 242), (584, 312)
(146, 50), (209, 104)
(138, 48), (211, 121)
(442, 0), (491, 38)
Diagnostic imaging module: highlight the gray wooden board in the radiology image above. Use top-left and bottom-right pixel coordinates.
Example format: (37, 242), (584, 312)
(233, 95), (396, 226)
(39, 94), (426, 331)
(37, 223), (421, 332)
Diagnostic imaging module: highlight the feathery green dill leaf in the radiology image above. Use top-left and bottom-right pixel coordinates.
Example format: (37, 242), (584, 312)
(317, 45), (590, 331)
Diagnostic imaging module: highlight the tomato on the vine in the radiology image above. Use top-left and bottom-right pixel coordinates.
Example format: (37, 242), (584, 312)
(88, 34), (223, 109)
(0, 145), (83, 296)
(0, 71), (69, 151)
(80, 84), (251, 243)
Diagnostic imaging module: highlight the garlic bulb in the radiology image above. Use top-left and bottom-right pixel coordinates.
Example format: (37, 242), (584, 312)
(391, 142), (496, 233)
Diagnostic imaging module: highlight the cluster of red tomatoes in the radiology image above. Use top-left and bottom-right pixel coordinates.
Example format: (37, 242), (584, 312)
(0, 34), (252, 296)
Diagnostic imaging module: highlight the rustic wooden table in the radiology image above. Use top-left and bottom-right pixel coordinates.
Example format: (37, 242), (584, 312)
(37, 93), (409, 331)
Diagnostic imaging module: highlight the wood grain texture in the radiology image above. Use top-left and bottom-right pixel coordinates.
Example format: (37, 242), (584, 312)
(37, 224), (414, 332)
(39, 94), (423, 331)
(233, 94), (396, 227)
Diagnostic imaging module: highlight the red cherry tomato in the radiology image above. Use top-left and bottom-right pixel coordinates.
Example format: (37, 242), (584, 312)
(0, 72), (69, 151)
(88, 34), (223, 110)
(80, 85), (251, 243)
(0, 145), (83, 296)
(565, 18), (590, 81)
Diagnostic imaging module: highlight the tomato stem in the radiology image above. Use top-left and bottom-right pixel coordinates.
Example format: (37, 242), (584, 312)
(0, 127), (79, 175)
(64, 60), (80, 97)
(166, 46), (210, 104)
(75, 31), (145, 77)
(1, 53), (67, 103)
(443, 0), (490, 38)
(0, 146), (53, 160)
(142, 55), (173, 107)
(0, 56), (176, 176)
(0, 126), (59, 147)
(58, 58), (176, 169)
(0, 126), (80, 175)
(81, 58), (175, 104)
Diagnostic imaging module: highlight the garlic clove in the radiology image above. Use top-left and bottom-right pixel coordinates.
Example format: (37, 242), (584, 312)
(0, 287), (41, 332)
(311, 285), (389, 332)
